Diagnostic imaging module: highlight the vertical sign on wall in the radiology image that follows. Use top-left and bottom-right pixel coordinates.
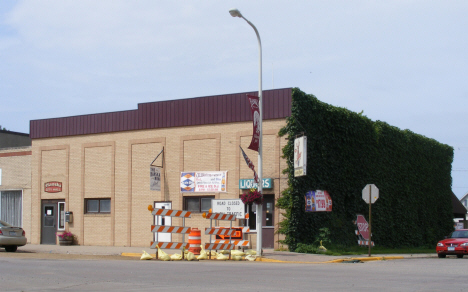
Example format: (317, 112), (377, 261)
(294, 136), (307, 177)
(150, 166), (161, 191)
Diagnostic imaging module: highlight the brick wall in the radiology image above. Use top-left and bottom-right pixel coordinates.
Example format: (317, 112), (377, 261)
(31, 119), (288, 249)
(0, 147), (32, 241)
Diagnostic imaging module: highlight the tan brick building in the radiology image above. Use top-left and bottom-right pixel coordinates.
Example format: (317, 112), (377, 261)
(30, 89), (291, 249)
(0, 132), (32, 239)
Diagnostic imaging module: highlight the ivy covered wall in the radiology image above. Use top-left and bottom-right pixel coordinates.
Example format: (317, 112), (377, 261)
(277, 88), (454, 250)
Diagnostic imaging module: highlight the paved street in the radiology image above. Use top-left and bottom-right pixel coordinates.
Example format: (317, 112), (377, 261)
(1, 254), (466, 291)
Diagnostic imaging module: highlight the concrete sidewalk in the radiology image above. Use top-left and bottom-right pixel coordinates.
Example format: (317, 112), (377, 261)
(11, 244), (436, 263)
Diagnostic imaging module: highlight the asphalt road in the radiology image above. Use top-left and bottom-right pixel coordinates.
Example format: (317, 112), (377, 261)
(1, 255), (466, 291)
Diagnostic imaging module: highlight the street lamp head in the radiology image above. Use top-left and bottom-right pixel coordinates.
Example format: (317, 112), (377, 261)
(229, 8), (243, 18)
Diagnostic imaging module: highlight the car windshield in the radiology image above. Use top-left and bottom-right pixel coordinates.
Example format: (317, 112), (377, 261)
(450, 230), (468, 238)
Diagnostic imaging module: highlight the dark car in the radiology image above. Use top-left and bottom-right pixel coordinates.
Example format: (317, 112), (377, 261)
(436, 229), (468, 258)
(0, 220), (27, 252)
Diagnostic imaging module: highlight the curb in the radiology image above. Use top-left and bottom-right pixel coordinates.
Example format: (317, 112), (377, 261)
(257, 256), (404, 264)
(122, 252), (406, 263)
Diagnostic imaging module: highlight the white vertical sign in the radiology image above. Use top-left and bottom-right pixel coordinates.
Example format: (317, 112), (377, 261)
(294, 136), (307, 177)
(0, 168), (2, 185)
(150, 167), (161, 191)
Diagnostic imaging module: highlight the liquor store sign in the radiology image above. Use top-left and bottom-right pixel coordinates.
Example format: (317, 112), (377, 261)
(238, 178), (273, 190)
(44, 181), (62, 193)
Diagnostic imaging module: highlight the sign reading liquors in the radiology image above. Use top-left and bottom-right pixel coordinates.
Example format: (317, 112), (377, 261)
(239, 178), (273, 190)
(212, 199), (245, 219)
(150, 166), (161, 191)
(294, 136), (307, 177)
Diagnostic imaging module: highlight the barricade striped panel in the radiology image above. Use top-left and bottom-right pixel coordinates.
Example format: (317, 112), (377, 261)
(150, 241), (190, 249)
(151, 208), (191, 218)
(212, 240), (250, 247)
(205, 213), (236, 221)
(239, 227), (250, 233)
(205, 228), (236, 236)
(204, 243), (235, 250)
(151, 225), (191, 234)
(357, 240), (375, 246)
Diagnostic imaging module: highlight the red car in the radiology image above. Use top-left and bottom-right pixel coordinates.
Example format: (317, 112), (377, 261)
(436, 229), (468, 258)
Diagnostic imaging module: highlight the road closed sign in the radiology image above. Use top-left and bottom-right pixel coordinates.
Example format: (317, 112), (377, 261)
(212, 199), (245, 219)
(356, 214), (370, 240)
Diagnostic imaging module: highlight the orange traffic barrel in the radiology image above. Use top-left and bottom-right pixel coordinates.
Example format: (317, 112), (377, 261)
(188, 228), (201, 255)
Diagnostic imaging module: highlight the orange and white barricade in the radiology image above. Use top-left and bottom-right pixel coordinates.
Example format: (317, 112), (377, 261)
(150, 207), (191, 260)
(203, 212), (244, 258)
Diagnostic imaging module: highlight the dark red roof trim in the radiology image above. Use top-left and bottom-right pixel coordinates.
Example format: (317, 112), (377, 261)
(30, 88), (292, 139)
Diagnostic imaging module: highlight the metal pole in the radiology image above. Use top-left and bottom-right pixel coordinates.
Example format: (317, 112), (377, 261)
(229, 8), (263, 256)
(368, 187), (372, 257)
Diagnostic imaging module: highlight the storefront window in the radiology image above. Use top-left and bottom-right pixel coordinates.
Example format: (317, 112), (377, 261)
(183, 196), (214, 212)
(85, 199), (111, 213)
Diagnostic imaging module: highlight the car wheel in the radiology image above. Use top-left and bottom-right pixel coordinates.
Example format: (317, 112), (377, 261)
(438, 253), (446, 258)
(457, 254), (464, 258)
(5, 246), (17, 252)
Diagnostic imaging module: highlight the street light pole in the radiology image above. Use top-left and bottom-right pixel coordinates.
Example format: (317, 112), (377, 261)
(229, 8), (263, 256)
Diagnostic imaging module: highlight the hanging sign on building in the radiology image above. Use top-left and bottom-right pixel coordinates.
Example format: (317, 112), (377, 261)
(150, 166), (161, 191)
(294, 136), (307, 177)
(212, 199), (245, 219)
(305, 190), (332, 212)
(180, 171), (227, 193)
(44, 181), (62, 193)
(238, 178), (273, 190)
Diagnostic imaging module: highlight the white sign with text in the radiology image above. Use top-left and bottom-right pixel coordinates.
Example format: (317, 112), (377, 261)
(212, 199), (245, 219)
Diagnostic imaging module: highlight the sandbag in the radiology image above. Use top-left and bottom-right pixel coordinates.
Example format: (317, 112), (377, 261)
(197, 252), (208, 260)
(245, 249), (257, 255)
(245, 254), (257, 261)
(216, 253), (229, 261)
(232, 255), (243, 261)
(140, 250), (153, 260)
(186, 252), (197, 261)
(157, 246), (171, 261)
(170, 253), (183, 261)
(231, 250), (245, 257)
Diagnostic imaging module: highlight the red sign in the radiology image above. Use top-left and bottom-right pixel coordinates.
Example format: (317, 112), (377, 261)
(247, 95), (260, 152)
(44, 181), (62, 193)
(356, 214), (369, 240)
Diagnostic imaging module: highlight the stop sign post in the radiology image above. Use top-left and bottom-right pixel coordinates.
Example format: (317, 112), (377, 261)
(362, 184), (379, 257)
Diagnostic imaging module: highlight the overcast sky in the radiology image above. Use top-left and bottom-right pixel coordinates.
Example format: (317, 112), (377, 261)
(1, 1), (467, 198)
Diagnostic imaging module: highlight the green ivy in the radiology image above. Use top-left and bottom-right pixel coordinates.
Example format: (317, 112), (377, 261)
(277, 88), (454, 250)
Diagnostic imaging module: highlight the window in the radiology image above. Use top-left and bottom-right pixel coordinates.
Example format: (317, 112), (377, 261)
(183, 196), (213, 212)
(58, 202), (65, 230)
(1, 190), (22, 227)
(85, 199), (111, 213)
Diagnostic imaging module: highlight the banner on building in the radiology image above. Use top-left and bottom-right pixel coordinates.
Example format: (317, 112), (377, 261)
(294, 136), (307, 177)
(247, 95), (260, 152)
(150, 166), (161, 191)
(239, 146), (258, 183)
(305, 190), (332, 212)
(180, 171), (227, 193)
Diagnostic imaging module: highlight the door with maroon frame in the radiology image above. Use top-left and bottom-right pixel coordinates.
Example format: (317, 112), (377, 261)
(262, 195), (275, 248)
(245, 194), (275, 248)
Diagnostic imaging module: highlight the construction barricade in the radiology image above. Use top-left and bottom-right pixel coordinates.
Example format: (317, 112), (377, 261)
(150, 207), (191, 260)
(203, 212), (239, 259)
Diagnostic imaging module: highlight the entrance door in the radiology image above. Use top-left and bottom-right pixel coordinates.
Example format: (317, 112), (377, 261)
(154, 202), (172, 242)
(41, 202), (57, 244)
(262, 195), (275, 248)
(245, 195), (275, 248)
